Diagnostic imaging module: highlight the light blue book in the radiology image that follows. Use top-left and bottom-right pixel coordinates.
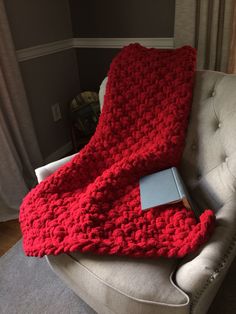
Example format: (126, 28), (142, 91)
(140, 167), (199, 217)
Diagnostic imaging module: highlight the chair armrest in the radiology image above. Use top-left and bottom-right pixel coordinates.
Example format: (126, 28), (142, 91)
(99, 77), (108, 111)
(35, 153), (236, 313)
(35, 154), (76, 183)
(175, 198), (236, 307)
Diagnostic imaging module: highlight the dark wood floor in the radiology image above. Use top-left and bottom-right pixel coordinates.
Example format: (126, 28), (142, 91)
(0, 219), (22, 257)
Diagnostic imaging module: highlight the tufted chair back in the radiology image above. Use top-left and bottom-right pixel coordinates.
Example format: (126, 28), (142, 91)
(180, 70), (236, 212)
(99, 70), (236, 212)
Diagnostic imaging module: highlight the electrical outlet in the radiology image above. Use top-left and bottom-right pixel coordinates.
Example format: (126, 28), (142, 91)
(51, 103), (62, 122)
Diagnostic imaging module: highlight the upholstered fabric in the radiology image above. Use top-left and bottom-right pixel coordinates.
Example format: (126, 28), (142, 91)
(35, 154), (76, 183)
(47, 253), (189, 314)
(180, 71), (236, 210)
(35, 70), (236, 314)
(98, 77), (107, 112)
(176, 70), (236, 312)
(89, 70), (236, 313)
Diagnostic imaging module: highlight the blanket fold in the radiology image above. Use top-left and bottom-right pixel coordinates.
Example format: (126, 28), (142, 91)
(20, 44), (215, 258)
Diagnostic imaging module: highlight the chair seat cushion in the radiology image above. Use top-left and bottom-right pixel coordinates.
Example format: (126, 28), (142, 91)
(47, 252), (189, 314)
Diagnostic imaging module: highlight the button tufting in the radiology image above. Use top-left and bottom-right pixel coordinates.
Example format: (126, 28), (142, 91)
(197, 173), (201, 180)
(211, 90), (216, 97)
(191, 143), (197, 151)
(218, 122), (222, 128)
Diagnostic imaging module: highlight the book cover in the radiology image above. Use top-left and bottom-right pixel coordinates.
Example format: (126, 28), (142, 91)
(139, 167), (199, 217)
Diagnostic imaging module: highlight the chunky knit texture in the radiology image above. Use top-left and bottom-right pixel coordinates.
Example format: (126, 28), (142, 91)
(20, 44), (215, 258)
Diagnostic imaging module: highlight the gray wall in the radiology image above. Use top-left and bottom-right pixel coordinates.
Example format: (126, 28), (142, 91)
(4, 0), (175, 157)
(5, 0), (80, 160)
(70, 0), (175, 38)
(20, 51), (79, 158)
(77, 49), (119, 91)
(69, 0), (175, 91)
(4, 0), (73, 49)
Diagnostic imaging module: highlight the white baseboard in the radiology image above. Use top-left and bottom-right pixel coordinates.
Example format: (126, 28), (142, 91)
(44, 141), (73, 164)
(17, 37), (174, 62)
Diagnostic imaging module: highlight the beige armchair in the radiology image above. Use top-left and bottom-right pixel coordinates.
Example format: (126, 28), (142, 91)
(35, 70), (236, 314)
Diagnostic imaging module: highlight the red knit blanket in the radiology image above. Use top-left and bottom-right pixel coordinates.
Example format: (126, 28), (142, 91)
(20, 44), (215, 258)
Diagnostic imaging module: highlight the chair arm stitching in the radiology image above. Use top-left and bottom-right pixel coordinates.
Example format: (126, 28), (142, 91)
(190, 233), (236, 313)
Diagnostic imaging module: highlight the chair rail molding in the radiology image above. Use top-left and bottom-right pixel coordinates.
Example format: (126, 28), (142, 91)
(16, 38), (174, 62)
(16, 39), (73, 62)
(72, 37), (174, 49)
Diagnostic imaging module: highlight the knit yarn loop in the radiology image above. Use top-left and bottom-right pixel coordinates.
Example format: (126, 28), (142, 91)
(20, 44), (215, 258)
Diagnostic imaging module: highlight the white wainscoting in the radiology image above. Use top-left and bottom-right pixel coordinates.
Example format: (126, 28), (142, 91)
(16, 37), (174, 62)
